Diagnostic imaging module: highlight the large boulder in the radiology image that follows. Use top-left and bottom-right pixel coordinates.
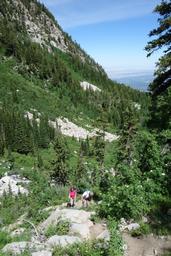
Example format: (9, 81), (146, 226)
(96, 230), (110, 241)
(32, 250), (52, 256)
(39, 208), (93, 231)
(0, 175), (29, 197)
(2, 241), (29, 255)
(39, 206), (109, 241)
(119, 218), (140, 232)
(127, 223), (140, 231)
(2, 241), (45, 255)
(70, 221), (94, 239)
(46, 235), (81, 248)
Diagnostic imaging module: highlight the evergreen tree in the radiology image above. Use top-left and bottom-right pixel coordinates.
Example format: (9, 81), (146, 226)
(38, 115), (50, 148)
(0, 134), (5, 156)
(117, 106), (139, 166)
(12, 113), (33, 154)
(93, 131), (105, 168)
(37, 152), (44, 169)
(93, 106), (108, 169)
(75, 143), (87, 184)
(51, 133), (69, 185)
(145, 1), (171, 130)
(0, 123), (5, 156)
(145, 0), (171, 95)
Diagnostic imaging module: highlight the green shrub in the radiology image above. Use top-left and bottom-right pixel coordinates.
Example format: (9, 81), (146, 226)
(98, 168), (149, 220)
(131, 223), (150, 237)
(0, 231), (11, 250)
(53, 240), (109, 256)
(108, 220), (123, 256)
(45, 220), (70, 237)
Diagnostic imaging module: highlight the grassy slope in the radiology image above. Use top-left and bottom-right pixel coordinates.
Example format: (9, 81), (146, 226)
(0, 59), (91, 121)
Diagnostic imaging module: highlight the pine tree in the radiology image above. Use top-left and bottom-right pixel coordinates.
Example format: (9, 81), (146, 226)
(75, 143), (87, 184)
(0, 132), (5, 156)
(38, 115), (50, 148)
(145, 0), (171, 95)
(51, 133), (69, 185)
(117, 106), (139, 166)
(37, 152), (44, 169)
(145, 1), (171, 130)
(93, 107), (107, 169)
(12, 113), (33, 154)
(0, 119), (5, 156)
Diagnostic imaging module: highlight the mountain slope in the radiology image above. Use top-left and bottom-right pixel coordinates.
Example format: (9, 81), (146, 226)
(0, 0), (105, 74)
(0, 0), (149, 148)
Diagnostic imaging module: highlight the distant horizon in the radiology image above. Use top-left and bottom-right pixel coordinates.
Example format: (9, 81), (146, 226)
(41, 0), (162, 80)
(108, 69), (154, 79)
(114, 72), (153, 91)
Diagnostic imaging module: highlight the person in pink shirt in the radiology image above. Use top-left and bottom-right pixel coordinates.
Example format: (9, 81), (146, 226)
(69, 187), (77, 207)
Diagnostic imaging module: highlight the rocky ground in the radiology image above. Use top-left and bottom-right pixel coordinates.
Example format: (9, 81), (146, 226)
(1, 176), (171, 256)
(123, 233), (171, 256)
(1, 201), (109, 255)
(25, 110), (119, 142)
(0, 174), (30, 197)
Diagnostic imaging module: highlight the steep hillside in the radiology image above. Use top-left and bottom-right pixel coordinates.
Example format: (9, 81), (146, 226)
(0, 0), (150, 179)
(0, 0), (149, 130)
(0, 0), (105, 73)
(0, 1), (171, 255)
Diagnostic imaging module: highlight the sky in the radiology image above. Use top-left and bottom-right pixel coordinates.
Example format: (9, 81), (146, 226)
(40, 0), (162, 79)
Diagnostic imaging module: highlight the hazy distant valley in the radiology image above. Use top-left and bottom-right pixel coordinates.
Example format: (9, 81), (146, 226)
(114, 73), (153, 91)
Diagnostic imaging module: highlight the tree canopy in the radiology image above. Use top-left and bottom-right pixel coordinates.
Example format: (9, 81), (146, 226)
(145, 0), (171, 96)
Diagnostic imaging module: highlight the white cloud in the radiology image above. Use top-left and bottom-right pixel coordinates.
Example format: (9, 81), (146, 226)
(40, 0), (159, 28)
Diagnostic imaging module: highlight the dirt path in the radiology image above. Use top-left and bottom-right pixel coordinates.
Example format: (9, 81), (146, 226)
(123, 233), (171, 256)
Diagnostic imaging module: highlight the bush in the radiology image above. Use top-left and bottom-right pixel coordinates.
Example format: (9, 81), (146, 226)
(0, 231), (11, 250)
(45, 220), (70, 237)
(53, 240), (109, 256)
(53, 221), (124, 256)
(108, 220), (123, 256)
(98, 168), (149, 220)
(131, 223), (150, 237)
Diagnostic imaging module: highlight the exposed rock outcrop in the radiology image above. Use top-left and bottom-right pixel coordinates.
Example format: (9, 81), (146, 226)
(51, 117), (119, 142)
(0, 174), (30, 197)
(80, 81), (101, 92)
(2, 203), (109, 255)
(32, 250), (52, 256)
(46, 235), (81, 248)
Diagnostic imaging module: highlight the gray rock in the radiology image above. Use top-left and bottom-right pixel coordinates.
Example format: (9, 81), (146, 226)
(119, 218), (140, 232)
(2, 241), (45, 255)
(2, 241), (30, 255)
(46, 235), (81, 248)
(127, 223), (140, 231)
(32, 250), (52, 256)
(0, 175), (29, 197)
(70, 221), (93, 239)
(96, 230), (110, 241)
(39, 208), (93, 231)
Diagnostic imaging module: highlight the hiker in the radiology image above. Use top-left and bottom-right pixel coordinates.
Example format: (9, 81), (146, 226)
(68, 187), (77, 207)
(82, 190), (92, 207)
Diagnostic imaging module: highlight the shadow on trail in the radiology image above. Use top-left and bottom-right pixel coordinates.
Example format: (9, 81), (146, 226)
(149, 199), (171, 235)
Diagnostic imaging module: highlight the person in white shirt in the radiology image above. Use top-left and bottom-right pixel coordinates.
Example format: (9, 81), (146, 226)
(82, 190), (92, 207)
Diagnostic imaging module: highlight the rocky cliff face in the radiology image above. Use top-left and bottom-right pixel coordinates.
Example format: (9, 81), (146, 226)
(1, 0), (69, 52)
(0, 0), (104, 73)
